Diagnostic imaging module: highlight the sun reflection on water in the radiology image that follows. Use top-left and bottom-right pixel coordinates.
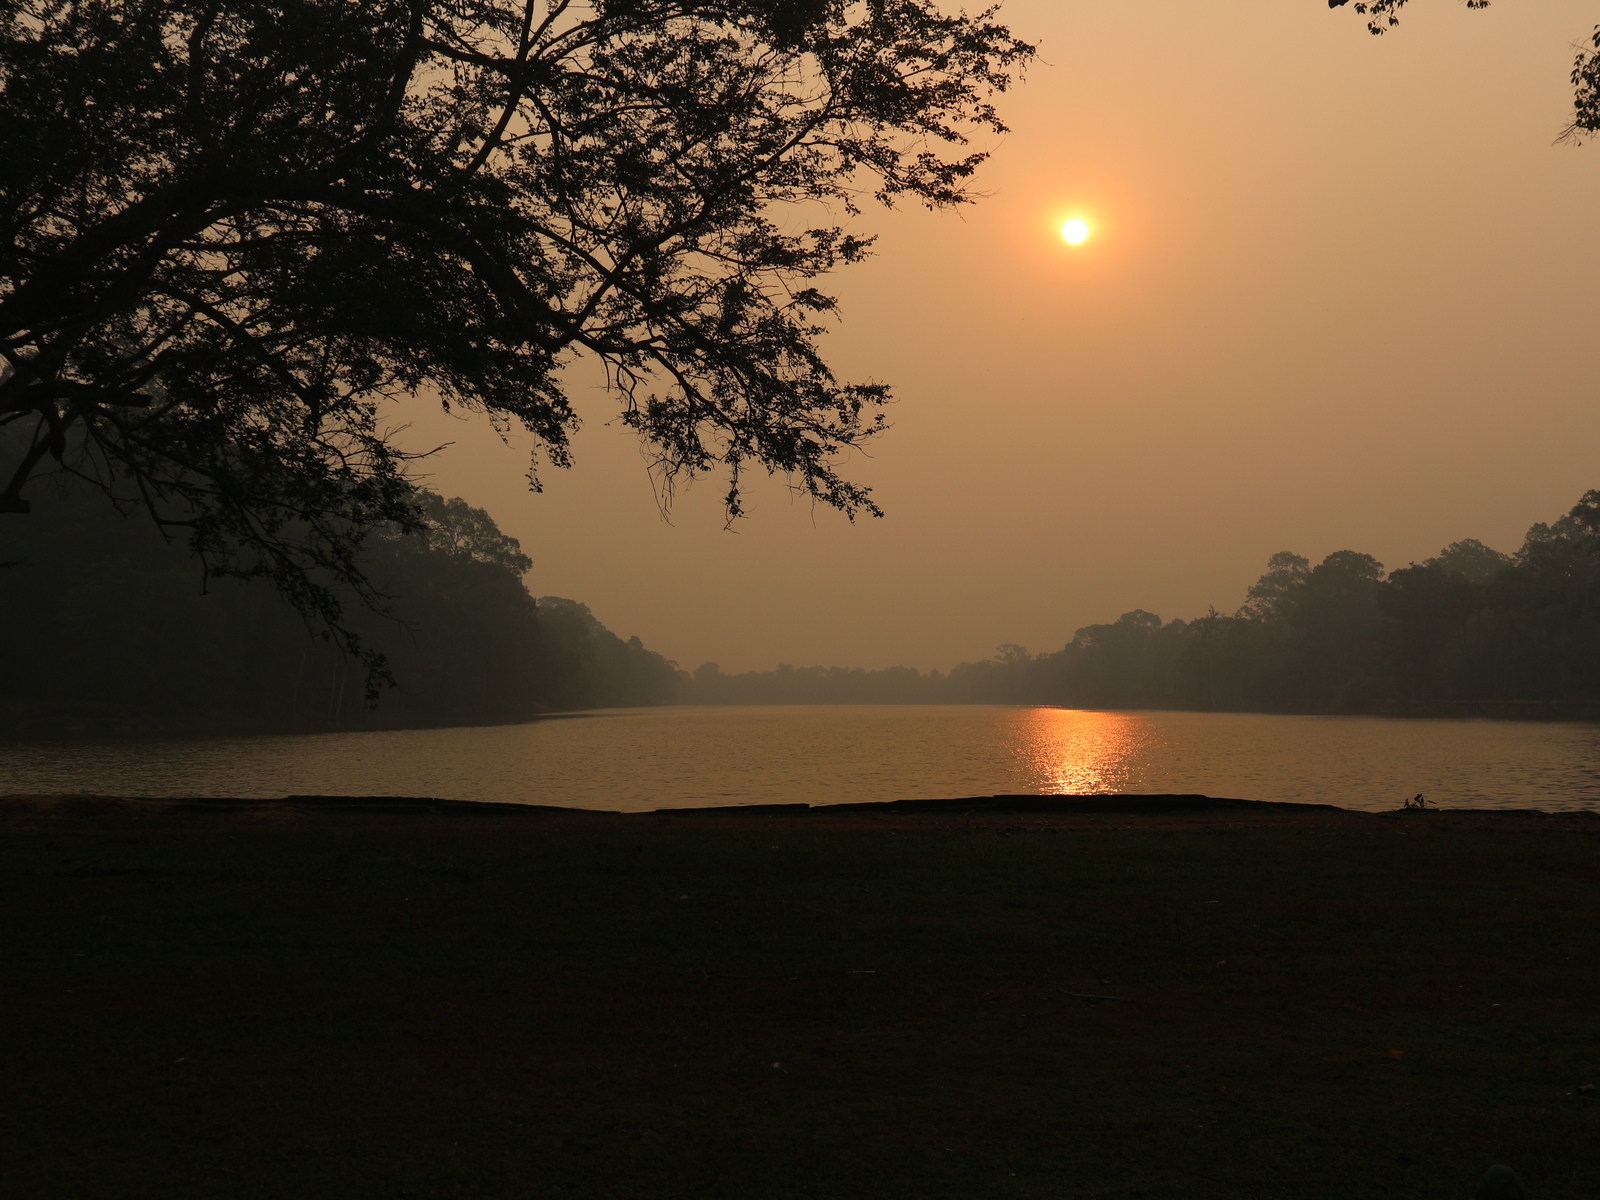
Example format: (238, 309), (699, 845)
(1015, 708), (1158, 794)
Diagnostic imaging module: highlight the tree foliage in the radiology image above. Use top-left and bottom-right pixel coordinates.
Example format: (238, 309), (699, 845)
(682, 488), (1600, 714)
(1329, 0), (1600, 142)
(0, 479), (678, 736)
(0, 0), (1032, 676)
(1329, 0), (1488, 38)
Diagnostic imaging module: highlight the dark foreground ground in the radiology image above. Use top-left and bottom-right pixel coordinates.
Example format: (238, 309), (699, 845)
(3, 795), (1598, 1200)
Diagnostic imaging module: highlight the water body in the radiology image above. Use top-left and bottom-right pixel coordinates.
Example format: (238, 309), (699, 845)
(5, 706), (1600, 813)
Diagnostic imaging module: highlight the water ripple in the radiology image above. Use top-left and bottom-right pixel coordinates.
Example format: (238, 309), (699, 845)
(4, 706), (1600, 812)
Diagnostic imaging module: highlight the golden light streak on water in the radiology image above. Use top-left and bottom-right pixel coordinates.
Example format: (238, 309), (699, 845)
(1015, 707), (1156, 795)
(4, 706), (1600, 811)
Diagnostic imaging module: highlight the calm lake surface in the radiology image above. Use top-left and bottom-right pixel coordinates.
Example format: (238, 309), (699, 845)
(4, 705), (1600, 812)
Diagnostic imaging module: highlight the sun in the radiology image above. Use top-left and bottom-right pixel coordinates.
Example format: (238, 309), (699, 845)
(1061, 218), (1089, 245)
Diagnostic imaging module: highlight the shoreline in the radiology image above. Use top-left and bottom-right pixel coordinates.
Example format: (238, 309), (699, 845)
(6, 790), (1598, 834)
(10, 698), (1600, 744)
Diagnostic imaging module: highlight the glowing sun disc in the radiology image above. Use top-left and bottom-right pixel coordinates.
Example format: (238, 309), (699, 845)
(1061, 218), (1089, 245)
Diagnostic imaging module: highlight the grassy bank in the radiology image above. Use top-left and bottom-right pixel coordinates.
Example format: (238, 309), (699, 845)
(3, 799), (1598, 1199)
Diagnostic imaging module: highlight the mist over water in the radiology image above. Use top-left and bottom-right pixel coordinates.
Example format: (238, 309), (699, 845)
(5, 707), (1600, 813)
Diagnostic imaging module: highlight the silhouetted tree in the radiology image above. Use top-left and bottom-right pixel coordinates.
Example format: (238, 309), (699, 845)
(1426, 538), (1512, 585)
(1281, 550), (1386, 708)
(657, 490), (1600, 716)
(1482, 491), (1600, 702)
(0, 477), (677, 736)
(1054, 610), (1178, 708)
(945, 641), (1055, 703)
(0, 0), (1032, 676)
(1329, 0), (1488, 38)
(1239, 551), (1310, 623)
(1377, 562), (1479, 700)
(1330, 0), (1600, 143)
(534, 596), (681, 711)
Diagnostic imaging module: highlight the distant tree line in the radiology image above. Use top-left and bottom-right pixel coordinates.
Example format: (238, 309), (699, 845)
(683, 489), (1600, 717)
(15, 480), (1600, 736)
(0, 483), (676, 738)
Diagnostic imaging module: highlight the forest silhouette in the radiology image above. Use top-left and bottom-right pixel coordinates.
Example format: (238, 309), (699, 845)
(684, 488), (1600, 717)
(0, 478), (676, 737)
(12, 482), (1600, 736)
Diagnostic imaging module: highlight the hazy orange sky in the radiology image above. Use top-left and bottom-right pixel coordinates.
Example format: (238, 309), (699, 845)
(405, 0), (1600, 674)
